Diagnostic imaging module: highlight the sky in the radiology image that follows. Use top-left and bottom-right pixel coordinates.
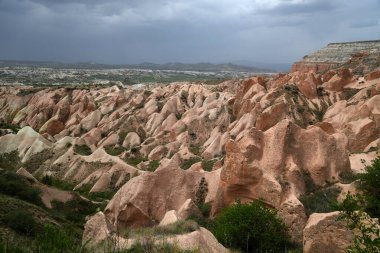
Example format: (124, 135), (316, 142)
(0, 0), (379, 65)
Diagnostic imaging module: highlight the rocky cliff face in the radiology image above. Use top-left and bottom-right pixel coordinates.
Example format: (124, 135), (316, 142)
(0, 56), (379, 250)
(292, 40), (380, 74)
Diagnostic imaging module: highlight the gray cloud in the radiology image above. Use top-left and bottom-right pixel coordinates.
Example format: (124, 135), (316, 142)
(350, 19), (379, 28)
(0, 0), (379, 64)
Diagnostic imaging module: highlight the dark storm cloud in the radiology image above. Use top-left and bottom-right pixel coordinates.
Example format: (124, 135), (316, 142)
(260, 0), (336, 15)
(0, 0), (379, 64)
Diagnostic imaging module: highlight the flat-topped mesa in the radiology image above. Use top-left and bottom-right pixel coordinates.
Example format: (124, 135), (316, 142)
(292, 39), (380, 73)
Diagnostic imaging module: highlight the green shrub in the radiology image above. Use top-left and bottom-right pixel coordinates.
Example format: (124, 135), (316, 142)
(147, 160), (160, 172)
(124, 156), (147, 167)
(51, 197), (97, 224)
(342, 88), (360, 100)
(41, 175), (75, 191)
(181, 157), (201, 170)
(104, 146), (125, 156)
(0, 122), (20, 133)
(201, 159), (216, 172)
(0, 151), (22, 171)
(23, 149), (54, 173)
(3, 210), (40, 236)
(334, 157), (380, 253)
(339, 170), (357, 184)
(0, 238), (30, 253)
(73, 144), (92, 156)
(301, 170), (318, 194)
(300, 187), (341, 216)
(34, 224), (85, 253)
(336, 193), (380, 253)
(213, 200), (290, 252)
(356, 156), (380, 218)
(188, 144), (201, 155)
(0, 170), (43, 206)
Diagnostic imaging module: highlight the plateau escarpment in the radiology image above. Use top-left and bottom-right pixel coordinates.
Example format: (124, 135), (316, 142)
(0, 45), (379, 252)
(292, 40), (380, 74)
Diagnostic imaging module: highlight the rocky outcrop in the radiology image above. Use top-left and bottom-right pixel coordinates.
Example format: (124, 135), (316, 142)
(83, 212), (116, 248)
(104, 160), (215, 229)
(303, 212), (353, 253)
(213, 120), (350, 242)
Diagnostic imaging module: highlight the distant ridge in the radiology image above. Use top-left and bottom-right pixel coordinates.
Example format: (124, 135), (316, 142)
(292, 39), (380, 73)
(0, 60), (275, 73)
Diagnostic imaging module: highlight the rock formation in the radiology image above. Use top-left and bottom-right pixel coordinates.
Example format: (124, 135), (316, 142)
(0, 44), (379, 251)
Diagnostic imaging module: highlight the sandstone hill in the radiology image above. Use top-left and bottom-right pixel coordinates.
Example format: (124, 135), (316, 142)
(0, 44), (379, 252)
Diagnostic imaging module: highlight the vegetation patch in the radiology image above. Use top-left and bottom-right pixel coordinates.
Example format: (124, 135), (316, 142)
(23, 149), (54, 173)
(147, 160), (160, 172)
(104, 146), (125, 156)
(201, 159), (216, 172)
(339, 170), (357, 184)
(41, 175), (75, 191)
(301, 170), (319, 194)
(342, 88), (360, 100)
(124, 155), (147, 167)
(0, 170), (43, 206)
(2, 209), (40, 236)
(299, 186), (341, 216)
(125, 220), (199, 239)
(0, 151), (21, 171)
(0, 122), (20, 132)
(213, 200), (291, 252)
(73, 144), (92, 156)
(17, 87), (45, 96)
(180, 157), (202, 170)
(335, 156), (380, 252)
(51, 197), (97, 225)
(356, 156), (380, 218)
(188, 143), (202, 156)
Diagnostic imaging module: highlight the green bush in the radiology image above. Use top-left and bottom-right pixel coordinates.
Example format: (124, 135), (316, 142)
(104, 146), (125, 156)
(201, 159), (216, 172)
(0, 238), (29, 253)
(300, 187), (341, 216)
(147, 160), (160, 172)
(334, 157), (380, 253)
(51, 197), (98, 225)
(181, 157), (201, 170)
(356, 156), (380, 218)
(213, 200), (290, 252)
(0, 122), (20, 133)
(34, 224), (85, 253)
(41, 175), (75, 191)
(0, 151), (22, 171)
(0, 170), (43, 206)
(73, 144), (92, 156)
(2, 209), (40, 236)
(336, 193), (380, 253)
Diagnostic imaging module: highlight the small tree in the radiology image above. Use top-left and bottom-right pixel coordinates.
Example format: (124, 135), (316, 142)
(336, 157), (380, 253)
(213, 200), (290, 252)
(356, 157), (380, 218)
(337, 193), (380, 253)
